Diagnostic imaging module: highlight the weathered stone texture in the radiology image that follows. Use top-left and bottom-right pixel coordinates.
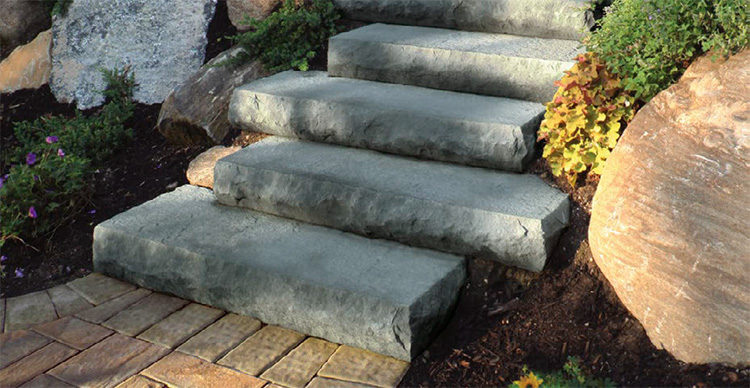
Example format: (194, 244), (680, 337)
(589, 50), (750, 364)
(0, 29), (52, 93)
(157, 46), (267, 145)
(227, 0), (283, 31)
(186, 146), (241, 189)
(50, 0), (216, 109)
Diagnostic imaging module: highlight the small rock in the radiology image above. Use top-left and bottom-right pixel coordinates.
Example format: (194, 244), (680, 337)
(227, 0), (283, 32)
(186, 146), (242, 189)
(0, 0), (51, 58)
(157, 46), (267, 145)
(0, 30), (52, 93)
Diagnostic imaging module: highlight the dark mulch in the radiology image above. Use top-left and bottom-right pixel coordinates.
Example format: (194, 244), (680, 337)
(400, 162), (749, 387)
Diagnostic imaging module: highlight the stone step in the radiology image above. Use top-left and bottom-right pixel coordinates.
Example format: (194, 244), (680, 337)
(213, 137), (570, 271)
(331, 0), (593, 40)
(229, 71), (544, 172)
(93, 185), (465, 361)
(329, 24), (581, 103)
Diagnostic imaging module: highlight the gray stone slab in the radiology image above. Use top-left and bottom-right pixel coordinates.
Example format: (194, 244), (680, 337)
(93, 185), (466, 360)
(332, 0), (593, 40)
(214, 137), (570, 271)
(329, 24), (580, 103)
(4, 291), (57, 331)
(50, 0), (216, 109)
(229, 71), (542, 171)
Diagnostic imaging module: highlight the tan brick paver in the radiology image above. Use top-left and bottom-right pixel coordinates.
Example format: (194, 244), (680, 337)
(177, 313), (261, 362)
(103, 293), (188, 336)
(0, 329), (52, 369)
(318, 345), (410, 388)
(47, 284), (94, 317)
(48, 334), (170, 388)
(115, 374), (166, 388)
(307, 377), (378, 388)
(137, 303), (224, 348)
(33, 316), (113, 350)
(0, 342), (77, 387)
(4, 291), (57, 331)
(67, 273), (136, 305)
(76, 288), (152, 324)
(261, 338), (339, 388)
(219, 325), (306, 375)
(143, 351), (266, 388)
(18, 374), (75, 387)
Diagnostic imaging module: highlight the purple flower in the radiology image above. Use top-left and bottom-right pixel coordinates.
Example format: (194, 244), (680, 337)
(28, 206), (37, 219)
(33, 175), (40, 182)
(15, 268), (24, 278)
(0, 176), (4, 190)
(88, 209), (96, 214)
(0, 255), (7, 262)
(58, 149), (65, 158)
(45, 135), (59, 144)
(26, 152), (37, 166)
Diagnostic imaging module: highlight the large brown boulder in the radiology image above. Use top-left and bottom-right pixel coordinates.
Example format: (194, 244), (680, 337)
(0, 0), (51, 59)
(0, 29), (52, 93)
(156, 46), (268, 145)
(589, 50), (750, 364)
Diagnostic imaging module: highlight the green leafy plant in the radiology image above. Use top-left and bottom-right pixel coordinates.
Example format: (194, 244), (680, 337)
(225, 0), (340, 71)
(49, 0), (73, 17)
(509, 357), (616, 388)
(9, 67), (135, 164)
(0, 66), (136, 276)
(538, 52), (636, 187)
(586, 0), (749, 101)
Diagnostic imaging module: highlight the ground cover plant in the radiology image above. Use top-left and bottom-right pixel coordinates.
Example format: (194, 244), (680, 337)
(586, 0), (749, 101)
(224, 0), (340, 71)
(0, 68), (135, 277)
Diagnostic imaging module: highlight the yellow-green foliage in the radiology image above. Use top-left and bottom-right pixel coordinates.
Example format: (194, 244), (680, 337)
(538, 52), (636, 187)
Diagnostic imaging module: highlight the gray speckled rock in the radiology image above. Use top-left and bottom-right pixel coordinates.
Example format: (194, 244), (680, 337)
(214, 137), (570, 271)
(93, 185), (465, 361)
(329, 24), (581, 103)
(229, 71), (543, 171)
(332, 0), (594, 40)
(50, 0), (216, 110)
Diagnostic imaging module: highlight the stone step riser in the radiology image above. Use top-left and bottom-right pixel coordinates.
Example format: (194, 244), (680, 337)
(229, 71), (544, 172)
(93, 185), (465, 361)
(331, 0), (593, 40)
(213, 138), (570, 272)
(328, 24), (581, 103)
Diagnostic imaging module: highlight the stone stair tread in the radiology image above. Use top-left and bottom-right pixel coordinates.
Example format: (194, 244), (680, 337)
(332, 0), (593, 40)
(214, 137), (570, 271)
(93, 185), (465, 361)
(329, 24), (581, 102)
(229, 71), (543, 172)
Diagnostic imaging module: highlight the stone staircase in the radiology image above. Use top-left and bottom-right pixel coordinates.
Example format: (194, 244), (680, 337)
(93, 0), (587, 362)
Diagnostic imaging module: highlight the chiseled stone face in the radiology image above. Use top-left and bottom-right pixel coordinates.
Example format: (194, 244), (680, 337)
(50, 0), (216, 110)
(589, 50), (750, 364)
(227, 0), (283, 31)
(0, 29), (52, 93)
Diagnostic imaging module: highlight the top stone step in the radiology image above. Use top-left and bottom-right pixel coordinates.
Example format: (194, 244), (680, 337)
(332, 0), (594, 40)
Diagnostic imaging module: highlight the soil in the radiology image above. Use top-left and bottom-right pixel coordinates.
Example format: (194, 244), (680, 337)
(2, 2), (748, 386)
(400, 164), (750, 387)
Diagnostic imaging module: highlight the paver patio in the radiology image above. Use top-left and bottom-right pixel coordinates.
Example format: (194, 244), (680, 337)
(0, 274), (409, 388)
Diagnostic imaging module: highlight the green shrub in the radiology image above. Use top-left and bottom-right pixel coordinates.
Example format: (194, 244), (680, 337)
(9, 67), (135, 164)
(226, 0), (340, 71)
(509, 357), (616, 388)
(586, 0), (749, 101)
(0, 147), (91, 248)
(538, 52), (636, 187)
(0, 66), (135, 271)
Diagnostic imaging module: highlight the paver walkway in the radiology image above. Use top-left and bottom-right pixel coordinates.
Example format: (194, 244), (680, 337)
(0, 274), (409, 388)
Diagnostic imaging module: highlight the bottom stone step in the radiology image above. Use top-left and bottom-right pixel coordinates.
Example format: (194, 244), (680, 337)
(92, 185), (465, 361)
